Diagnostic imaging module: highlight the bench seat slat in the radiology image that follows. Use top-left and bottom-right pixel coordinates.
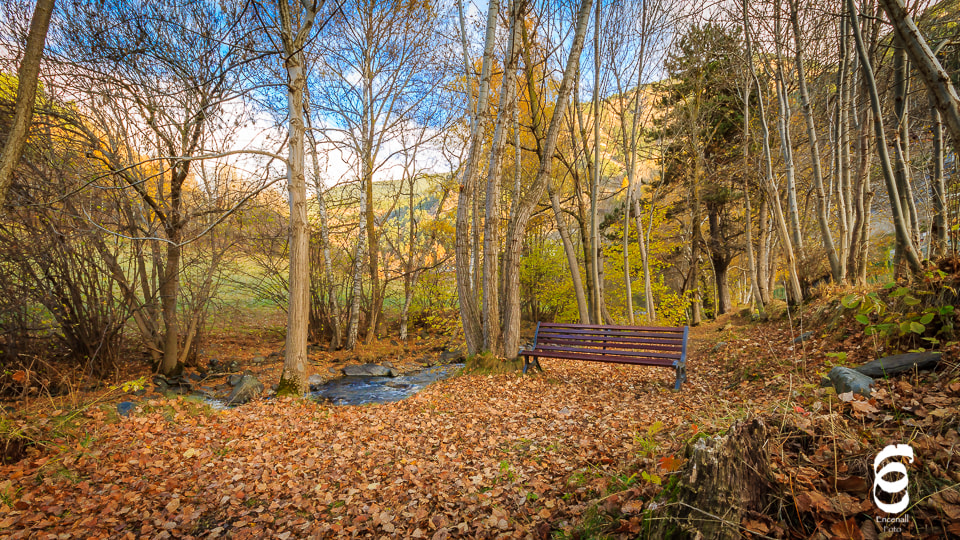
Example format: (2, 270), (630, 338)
(522, 349), (677, 367)
(529, 344), (681, 360)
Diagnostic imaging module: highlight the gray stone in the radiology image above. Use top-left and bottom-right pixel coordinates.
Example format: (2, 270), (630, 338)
(117, 401), (136, 417)
(828, 366), (874, 396)
(855, 352), (941, 378)
(385, 381), (411, 389)
(328, 367), (341, 375)
(228, 373), (243, 386)
(712, 341), (727, 352)
(226, 374), (264, 405)
(308, 374), (326, 391)
(152, 375), (193, 394)
(381, 360), (394, 368)
(793, 331), (814, 344)
(390, 339), (400, 346)
(250, 356), (266, 366)
(342, 363), (394, 377)
(439, 347), (465, 364)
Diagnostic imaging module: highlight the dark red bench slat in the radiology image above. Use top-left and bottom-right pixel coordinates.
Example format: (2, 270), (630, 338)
(525, 349), (677, 367)
(536, 338), (683, 352)
(532, 343), (681, 360)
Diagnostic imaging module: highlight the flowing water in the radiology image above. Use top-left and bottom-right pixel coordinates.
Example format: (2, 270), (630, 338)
(309, 364), (464, 406)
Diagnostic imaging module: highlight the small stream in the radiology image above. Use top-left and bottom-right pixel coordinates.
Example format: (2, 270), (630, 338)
(309, 363), (464, 406)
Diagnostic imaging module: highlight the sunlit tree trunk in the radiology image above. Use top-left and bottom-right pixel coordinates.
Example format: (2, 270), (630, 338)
(455, 0), (500, 354)
(277, 0), (323, 395)
(481, 0), (522, 356)
(0, 0), (54, 208)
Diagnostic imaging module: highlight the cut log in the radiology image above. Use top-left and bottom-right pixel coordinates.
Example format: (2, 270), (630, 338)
(650, 418), (773, 539)
(855, 352), (941, 378)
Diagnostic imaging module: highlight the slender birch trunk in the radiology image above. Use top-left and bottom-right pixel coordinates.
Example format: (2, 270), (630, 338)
(847, 0), (922, 273)
(789, 0), (841, 281)
(548, 182), (591, 323)
(742, 0), (764, 313)
(774, 5), (804, 260)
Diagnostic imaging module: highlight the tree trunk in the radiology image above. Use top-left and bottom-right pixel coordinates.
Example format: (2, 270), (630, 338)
(277, 0), (322, 395)
(549, 182), (590, 323)
(774, 8), (804, 259)
(878, 0), (960, 150)
(159, 237), (181, 375)
(280, 58), (310, 393)
(790, 0), (841, 281)
(633, 196), (656, 322)
(455, 0), (500, 355)
(0, 0), (55, 208)
(481, 0), (521, 356)
(749, 63), (803, 303)
(930, 101), (947, 258)
(345, 216), (365, 350)
(502, 0), (594, 357)
(590, 0), (603, 326)
(757, 198), (771, 305)
(847, 0), (922, 273)
(742, 0), (764, 313)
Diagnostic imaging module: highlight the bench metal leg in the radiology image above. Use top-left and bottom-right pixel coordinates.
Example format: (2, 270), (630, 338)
(522, 356), (544, 374)
(674, 363), (687, 391)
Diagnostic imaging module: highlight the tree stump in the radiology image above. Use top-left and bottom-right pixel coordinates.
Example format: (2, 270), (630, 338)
(650, 418), (773, 539)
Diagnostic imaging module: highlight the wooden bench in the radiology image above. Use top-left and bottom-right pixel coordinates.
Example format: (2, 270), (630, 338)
(519, 322), (690, 390)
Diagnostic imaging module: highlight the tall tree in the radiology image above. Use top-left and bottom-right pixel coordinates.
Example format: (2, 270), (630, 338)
(275, 0), (325, 394)
(0, 0), (54, 208)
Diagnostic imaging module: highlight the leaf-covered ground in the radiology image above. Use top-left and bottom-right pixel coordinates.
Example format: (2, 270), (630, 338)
(1, 305), (958, 539)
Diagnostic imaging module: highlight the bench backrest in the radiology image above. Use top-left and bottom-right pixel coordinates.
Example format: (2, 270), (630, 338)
(533, 322), (688, 366)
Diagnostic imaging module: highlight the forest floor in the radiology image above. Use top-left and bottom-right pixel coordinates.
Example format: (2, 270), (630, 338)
(1, 299), (958, 539)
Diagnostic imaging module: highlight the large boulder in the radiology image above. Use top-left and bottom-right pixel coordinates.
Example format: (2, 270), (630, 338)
(828, 366), (874, 396)
(855, 352), (941, 378)
(342, 363), (397, 377)
(226, 374), (264, 405)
